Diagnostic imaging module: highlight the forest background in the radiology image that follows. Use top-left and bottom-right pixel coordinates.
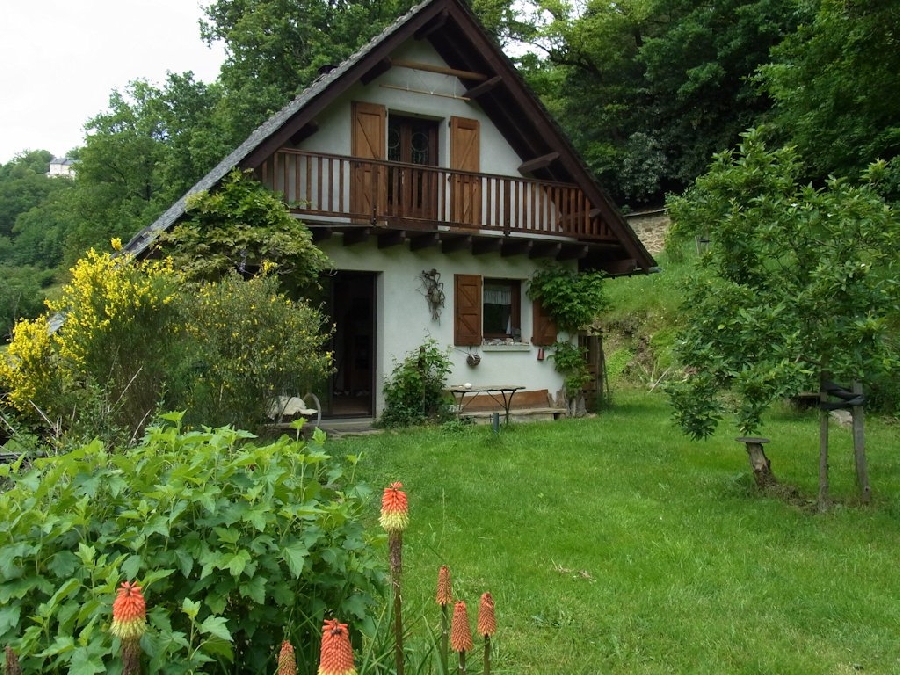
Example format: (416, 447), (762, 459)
(1, 0), (899, 340)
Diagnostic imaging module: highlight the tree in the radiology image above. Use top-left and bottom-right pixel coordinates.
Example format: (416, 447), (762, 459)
(666, 128), (900, 507)
(759, 0), (900, 183)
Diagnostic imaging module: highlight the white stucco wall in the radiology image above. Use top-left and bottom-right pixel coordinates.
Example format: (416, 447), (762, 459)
(319, 238), (573, 415)
(296, 40), (523, 177)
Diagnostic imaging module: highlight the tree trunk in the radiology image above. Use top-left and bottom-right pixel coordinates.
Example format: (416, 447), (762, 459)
(736, 437), (776, 488)
(852, 380), (871, 504)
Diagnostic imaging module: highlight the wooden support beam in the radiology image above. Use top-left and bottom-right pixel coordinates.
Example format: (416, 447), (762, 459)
(441, 234), (472, 253)
(472, 237), (502, 255)
(409, 232), (440, 251)
(601, 258), (637, 275)
(392, 58), (487, 81)
(361, 58), (392, 85)
(529, 241), (562, 259)
(464, 75), (501, 99)
(557, 244), (588, 261)
(377, 230), (407, 248)
(414, 11), (448, 39)
(342, 227), (370, 246)
(518, 152), (559, 174)
(501, 239), (532, 257)
(289, 121), (319, 146)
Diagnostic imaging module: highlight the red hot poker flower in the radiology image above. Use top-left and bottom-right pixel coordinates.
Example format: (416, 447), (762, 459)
(278, 641), (297, 675)
(110, 581), (147, 640)
(435, 565), (452, 606)
(378, 482), (409, 532)
(450, 601), (473, 653)
(318, 619), (357, 675)
(477, 592), (496, 637)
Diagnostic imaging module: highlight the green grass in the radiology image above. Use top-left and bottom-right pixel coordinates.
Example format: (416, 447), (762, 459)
(337, 390), (900, 674)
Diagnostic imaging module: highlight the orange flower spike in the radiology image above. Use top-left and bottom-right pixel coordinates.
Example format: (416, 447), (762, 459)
(278, 641), (297, 675)
(477, 592), (496, 637)
(450, 601), (473, 654)
(378, 482), (409, 533)
(318, 619), (358, 675)
(436, 565), (452, 606)
(110, 581), (147, 640)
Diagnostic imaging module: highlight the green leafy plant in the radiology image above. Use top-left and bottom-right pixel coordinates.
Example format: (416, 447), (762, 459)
(550, 341), (592, 413)
(527, 265), (609, 334)
(379, 339), (452, 428)
(0, 416), (385, 674)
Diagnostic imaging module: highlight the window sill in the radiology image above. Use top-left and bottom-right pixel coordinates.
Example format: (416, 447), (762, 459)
(482, 342), (532, 352)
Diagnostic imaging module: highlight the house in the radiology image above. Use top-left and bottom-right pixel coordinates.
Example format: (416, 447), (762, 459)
(124, 0), (656, 420)
(47, 157), (76, 178)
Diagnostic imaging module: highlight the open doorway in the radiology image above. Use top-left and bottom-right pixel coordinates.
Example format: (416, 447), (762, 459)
(324, 271), (376, 417)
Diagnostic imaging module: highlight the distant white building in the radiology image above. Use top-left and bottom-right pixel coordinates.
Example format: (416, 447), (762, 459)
(47, 157), (76, 178)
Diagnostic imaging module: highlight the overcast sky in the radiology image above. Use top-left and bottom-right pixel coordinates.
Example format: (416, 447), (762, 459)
(0, 1), (228, 164)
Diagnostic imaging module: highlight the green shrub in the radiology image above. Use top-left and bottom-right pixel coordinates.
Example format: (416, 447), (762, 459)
(172, 271), (332, 431)
(0, 416), (385, 674)
(380, 339), (452, 428)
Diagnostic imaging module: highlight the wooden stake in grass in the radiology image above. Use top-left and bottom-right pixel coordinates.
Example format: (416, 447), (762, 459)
(379, 482), (409, 675)
(477, 592), (496, 675)
(435, 565), (453, 674)
(450, 601), (473, 674)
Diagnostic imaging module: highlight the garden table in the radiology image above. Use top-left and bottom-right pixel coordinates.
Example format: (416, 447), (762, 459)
(447, 384), (525, 424)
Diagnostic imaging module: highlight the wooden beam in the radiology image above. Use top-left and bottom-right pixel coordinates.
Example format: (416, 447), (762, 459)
(557, 244), (589, 261)
(472, 237), (502, 255)
(501, 239), (532, 257)
(601, 258), (637, 275)
(392, 58), (487, 81)
(441, 234), (472, 253)
(529, 241), (562, 259)
(409, 232), (440, 251)
(414, 10), (448, 40)
(464, 75), (501, 99)
(377, 229), (407, 248)
(518, 152), (559, 174)
(289, 121), (319, 146)
(342, 227), (370, 246)
(361, 58), (392, 85)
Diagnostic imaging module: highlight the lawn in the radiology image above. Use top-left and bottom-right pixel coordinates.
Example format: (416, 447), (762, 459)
(336, 389), (900, 674)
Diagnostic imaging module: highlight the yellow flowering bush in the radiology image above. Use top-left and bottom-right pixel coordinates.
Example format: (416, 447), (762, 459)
(1, 250), (181, 443)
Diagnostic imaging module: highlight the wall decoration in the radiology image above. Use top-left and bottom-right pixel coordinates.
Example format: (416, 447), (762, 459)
(419, 268), (445, 321)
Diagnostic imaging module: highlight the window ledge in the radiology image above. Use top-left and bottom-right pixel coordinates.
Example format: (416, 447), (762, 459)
(482, 341), (532, 352)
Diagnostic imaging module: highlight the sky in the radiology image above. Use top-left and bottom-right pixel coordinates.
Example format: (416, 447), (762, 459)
(0, 1), (228, 164)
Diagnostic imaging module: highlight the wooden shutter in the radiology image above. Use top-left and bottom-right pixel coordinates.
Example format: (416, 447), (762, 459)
(531, 299), (558, 346)
(454, 274), (482, 346)
(350, 101), (386, 218)
(449, 116), (481, 226)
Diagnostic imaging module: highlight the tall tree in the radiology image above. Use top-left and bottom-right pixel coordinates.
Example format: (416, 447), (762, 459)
(759, 0), (900, 183)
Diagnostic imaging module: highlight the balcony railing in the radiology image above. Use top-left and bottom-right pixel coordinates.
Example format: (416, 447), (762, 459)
(256, 149), (615, 240)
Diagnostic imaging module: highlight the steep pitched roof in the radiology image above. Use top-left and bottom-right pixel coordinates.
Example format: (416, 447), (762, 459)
(125, 0), (655, 273)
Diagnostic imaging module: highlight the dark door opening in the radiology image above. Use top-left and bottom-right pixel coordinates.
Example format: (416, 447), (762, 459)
(325, 271), (376, 417)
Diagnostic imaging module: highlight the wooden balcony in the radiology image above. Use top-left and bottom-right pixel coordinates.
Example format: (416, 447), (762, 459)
(256, 149), (616, 241)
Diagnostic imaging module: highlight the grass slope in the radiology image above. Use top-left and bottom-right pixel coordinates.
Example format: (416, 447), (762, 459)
(340, 390), (900, 674)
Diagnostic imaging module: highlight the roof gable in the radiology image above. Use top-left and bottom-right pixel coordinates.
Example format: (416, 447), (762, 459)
(126, 0), (654, 274)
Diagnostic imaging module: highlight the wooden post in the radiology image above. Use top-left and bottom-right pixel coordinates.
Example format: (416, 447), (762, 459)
(735, 437), (776, 488)
(818, 377), (830, 512)
(852, 380), (871, 504)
